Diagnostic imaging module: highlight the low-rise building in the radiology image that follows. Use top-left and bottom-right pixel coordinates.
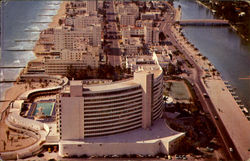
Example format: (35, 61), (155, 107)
(123, 37), (143, 56)
(118, 3), (139, 18)
(141, 12), (161, 20)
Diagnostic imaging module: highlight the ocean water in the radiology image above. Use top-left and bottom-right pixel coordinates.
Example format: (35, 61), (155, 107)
(0, 1), (61, 102)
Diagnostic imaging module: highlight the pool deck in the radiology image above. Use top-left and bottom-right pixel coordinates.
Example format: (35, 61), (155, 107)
(27, 100), (56, 119)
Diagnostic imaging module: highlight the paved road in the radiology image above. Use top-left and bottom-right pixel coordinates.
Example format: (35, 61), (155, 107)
(160, 2), (241, 160)
(104, 1), (121, 66)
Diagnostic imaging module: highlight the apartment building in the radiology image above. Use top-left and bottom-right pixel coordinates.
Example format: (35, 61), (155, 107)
(74, 15), (101, 29)
(86, 0), (97, 13)
(44, 47), (99, 75)
(144, 26), (159, 45)
(119, 14), (136, 26)
(118, 3), (139, 18)
(53, 25), (101, 51)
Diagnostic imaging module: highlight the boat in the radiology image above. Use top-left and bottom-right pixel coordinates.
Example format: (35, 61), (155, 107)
(246, 116), (250, 121)
(231, 91), (236, 96)
(239, 105), (244, 109)
(242, 107), (249, 114)
(233, 96), (239, 100)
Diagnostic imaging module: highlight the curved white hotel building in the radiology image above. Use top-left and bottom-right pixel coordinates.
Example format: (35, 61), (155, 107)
(57, 63), (185, 157)
(58, 64), (163, 139)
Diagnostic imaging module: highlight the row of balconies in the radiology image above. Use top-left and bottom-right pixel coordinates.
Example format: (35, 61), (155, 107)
(84, 121), (141, 137)
(84, 108), (142, 123)
(84, 97), (142, 110)
(84, 90), (142, 102)
(84, 93), (142, 105)
(153, 102), (163, 120)
(84, 116), (142, 130)
(84, 102), (142, 118)
(83, 86), (141, 98)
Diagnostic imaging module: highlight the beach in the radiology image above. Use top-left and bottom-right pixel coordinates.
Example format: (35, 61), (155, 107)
(0, 1), (67, 151)
(33, 1), (67, 55)
(0, 1), (67, 112)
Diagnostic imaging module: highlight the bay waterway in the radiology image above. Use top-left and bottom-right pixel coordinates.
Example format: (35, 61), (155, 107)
(174, 0), (250, 112)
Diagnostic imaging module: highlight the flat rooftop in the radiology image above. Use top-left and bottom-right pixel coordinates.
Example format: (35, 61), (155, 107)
(84, 79), (139, 92)
(70, 80), (82, 86)
(61, 119), (184, 144)
(79, 65), (162, 93)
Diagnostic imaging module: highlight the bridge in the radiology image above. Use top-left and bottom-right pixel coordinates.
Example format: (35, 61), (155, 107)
(177, 19), (229, 26)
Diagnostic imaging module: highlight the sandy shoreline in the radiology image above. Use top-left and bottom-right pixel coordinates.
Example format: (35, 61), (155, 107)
(0, 1), (67, 115)
(33, 1), (67, 55)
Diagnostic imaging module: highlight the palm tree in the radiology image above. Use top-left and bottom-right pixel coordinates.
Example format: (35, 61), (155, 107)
(202, 56), (208, 60)
(58, 19), (63, 26)
(10, 137), (13, 146)
(6, 130), (9, 140)
(169, 82), (173, 90)
(3, 140), (6, 150)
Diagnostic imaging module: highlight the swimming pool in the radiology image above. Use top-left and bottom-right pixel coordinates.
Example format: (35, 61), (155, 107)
(33, 102), (55, 116)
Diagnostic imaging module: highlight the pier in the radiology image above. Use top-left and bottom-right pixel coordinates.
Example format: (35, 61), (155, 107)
(40, 9), (57, 11)
(15, 40), (37, 42)
(0, 100), (11, 102)
(177, 19), (229, 26)
(4, 49), (33, 51)
(0, 80), (16, 83)
(0, 66), (26, 69)
(38, 14), (54, 16)
(24, 30), (43, 32)
(31, 21), (51, 24)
